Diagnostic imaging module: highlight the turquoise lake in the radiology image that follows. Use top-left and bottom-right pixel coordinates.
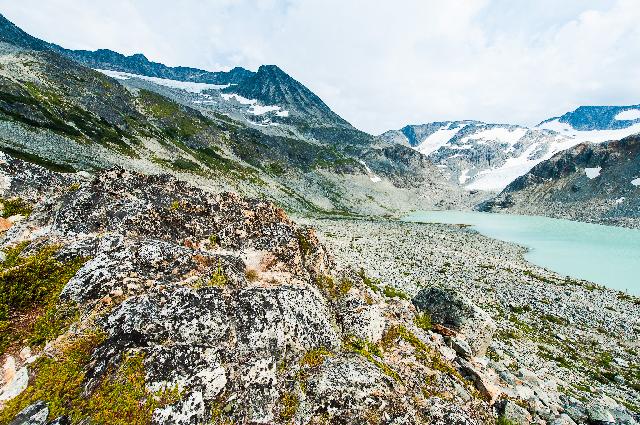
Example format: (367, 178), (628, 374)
(403, 211), (640, 295)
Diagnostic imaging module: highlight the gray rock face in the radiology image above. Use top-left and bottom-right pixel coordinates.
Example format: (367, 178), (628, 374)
(302, 354), (402, 423)
(8, 401), (48, 425)
(412, 286), (496, 356)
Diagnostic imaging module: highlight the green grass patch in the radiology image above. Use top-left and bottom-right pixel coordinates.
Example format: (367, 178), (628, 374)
(414, 312), (432, 331)
(0, 333), (179, 424)
(343, 335), (400, 382)
(383, 285), (409, 300)
(0, 197), (33, 218)
(0, 243), (87, 355)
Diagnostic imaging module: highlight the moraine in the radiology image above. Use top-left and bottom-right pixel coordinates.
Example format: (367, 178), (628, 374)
(404, 210), (640, 295)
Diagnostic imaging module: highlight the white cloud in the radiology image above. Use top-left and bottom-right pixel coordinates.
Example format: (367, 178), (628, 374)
(1, 0), (638, 134)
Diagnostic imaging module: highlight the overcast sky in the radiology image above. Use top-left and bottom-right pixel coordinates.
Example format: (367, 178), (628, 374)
(1, 0), (639, 134)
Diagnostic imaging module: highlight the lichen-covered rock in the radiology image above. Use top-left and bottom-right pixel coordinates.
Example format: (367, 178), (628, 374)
(412, 286), (496, 357)
(8, 401), (48, 425)
(496, 399), (532, 425)
(337, 291), (387, 343)
(301, 354), (404, 423)
(0, 162), (499, 424)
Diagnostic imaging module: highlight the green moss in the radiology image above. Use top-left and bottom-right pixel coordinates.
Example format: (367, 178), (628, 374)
(207, 261), (228, 287)
(414, 312), (432, 331)
(0, 334), (180, 424)
(497, 417), (518, 425)
(279, 391), (299, 422)
(383, 285), (409, 300)
(0, 243), (88, 355)
(380, 325), (463, 380)
(0, 197), (33, 218)
(86, 351), (180, 424)
(296, 230), (313, 257)
(67, 182), (82, 192)
(343, 335), (400, 382)
(193, 261), (227, 288)
(314, 275), (353, 299)
(358, 268), (381, 293)
(0, 332), (105, 423)
(300, 347), (333, 369)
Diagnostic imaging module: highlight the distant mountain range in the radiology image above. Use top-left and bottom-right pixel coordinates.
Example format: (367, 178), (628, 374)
(381, 106), (640, 192)
(1, 12), (638, 227)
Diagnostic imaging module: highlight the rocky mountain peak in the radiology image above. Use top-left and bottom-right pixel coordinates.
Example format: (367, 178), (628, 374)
(223, 64), (352, 128)
(538, 104), (640, 131)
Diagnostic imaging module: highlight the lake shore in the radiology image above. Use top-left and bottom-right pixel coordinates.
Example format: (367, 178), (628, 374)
(298, 215), (640, 423)
(403, 210), (640, 295)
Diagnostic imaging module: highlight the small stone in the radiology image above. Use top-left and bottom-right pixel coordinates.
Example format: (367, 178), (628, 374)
(18, 347), (31, 362)
(450, 337), (473, 359)
(0, 217), (12, 232)
(549, 414), (577, 425)
(587, 402), (615, 424)
(496, 399), (532, 425)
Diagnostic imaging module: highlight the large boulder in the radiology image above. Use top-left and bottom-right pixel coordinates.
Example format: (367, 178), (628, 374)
(412, 286), (496, 357)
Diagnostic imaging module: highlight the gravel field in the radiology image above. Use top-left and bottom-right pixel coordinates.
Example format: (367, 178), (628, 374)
(300, 216), (640, 422)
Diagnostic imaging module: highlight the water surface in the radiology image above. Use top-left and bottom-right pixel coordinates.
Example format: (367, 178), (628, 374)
(404, 211), (640, 295)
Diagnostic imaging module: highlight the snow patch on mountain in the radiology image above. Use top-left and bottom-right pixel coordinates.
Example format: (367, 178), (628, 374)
(461, 127), (527, 146)
(415, 123), (464, 155)
(96, 69), (230, 93)
(632, 178), (640, 187)
(220, 93), (288, 116)
(615, 109), (640, 121)
(359, 161), (381, 183)
(537, 119), (640, 143)
(465, 143), (543, 191)
(585, 167), (602, 179)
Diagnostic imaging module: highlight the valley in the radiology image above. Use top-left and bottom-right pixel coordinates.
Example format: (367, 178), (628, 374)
(0, 9), (638, 425)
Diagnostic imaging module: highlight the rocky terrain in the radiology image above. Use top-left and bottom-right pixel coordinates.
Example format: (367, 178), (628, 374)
(301, 216), (640, 425)
(480, 135), (640, 228)
(0, 154), (505, 424)
(0, 10), (638, 425)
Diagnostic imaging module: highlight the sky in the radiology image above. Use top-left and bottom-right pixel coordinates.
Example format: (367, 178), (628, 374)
(1, 0), (639, 134)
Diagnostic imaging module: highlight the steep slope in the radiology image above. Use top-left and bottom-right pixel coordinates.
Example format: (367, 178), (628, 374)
(479, 135), (640, 228)
(0, 16), (466, 215)
(221, 65), (350, 128)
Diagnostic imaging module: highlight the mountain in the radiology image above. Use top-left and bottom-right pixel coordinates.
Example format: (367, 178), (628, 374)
(0, 14), (465, 216)
(538, 104), (640, 131)
(382, 108), (640, 193)
(479, 134), (640, 228)
(0, 13), (251, 85)
(221, 65), (350, 128)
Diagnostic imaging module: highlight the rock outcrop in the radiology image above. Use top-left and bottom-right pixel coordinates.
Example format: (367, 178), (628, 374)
(413, 286), (497, 357)
(0, 155), (495, 424)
